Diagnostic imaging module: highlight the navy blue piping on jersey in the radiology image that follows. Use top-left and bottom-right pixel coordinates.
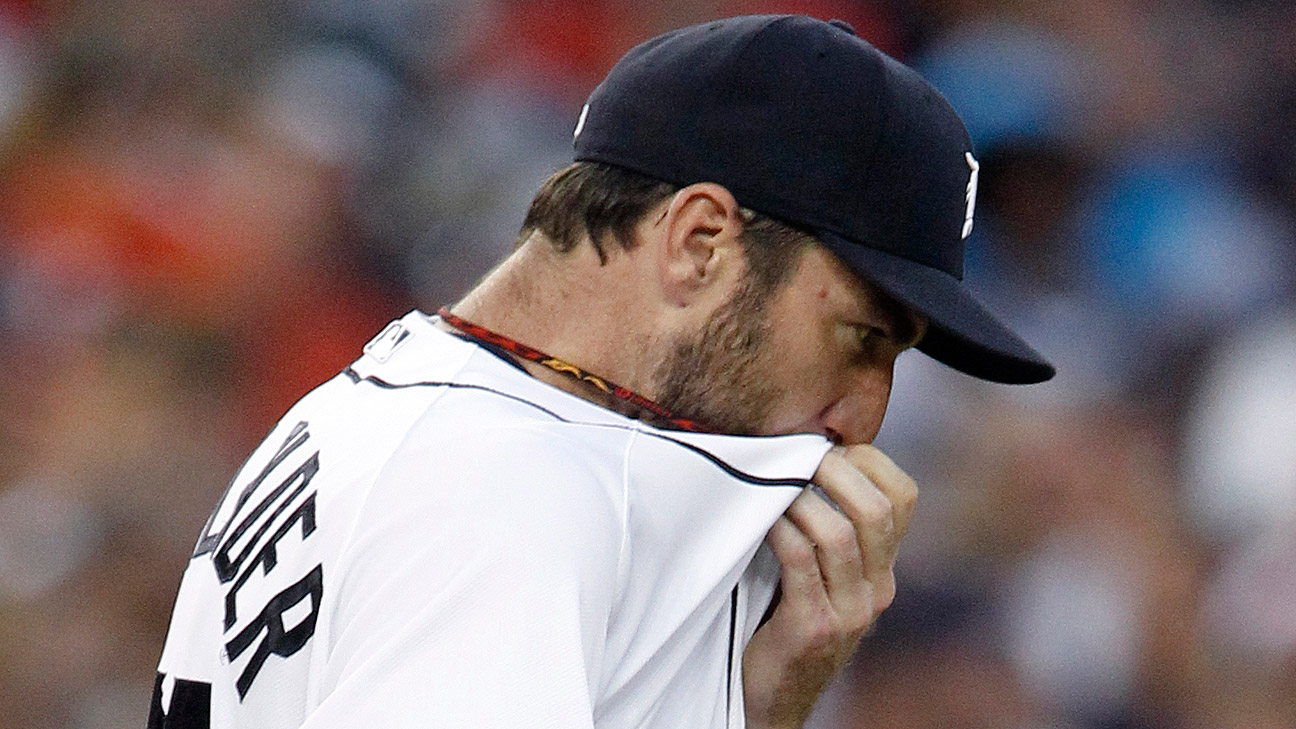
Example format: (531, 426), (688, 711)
(343, 367), (569, 423)
(341, 367), (812, 490)
(725, 584), (739, 724)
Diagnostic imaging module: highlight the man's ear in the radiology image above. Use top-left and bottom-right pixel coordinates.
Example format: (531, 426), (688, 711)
(654, 182), (745, 307)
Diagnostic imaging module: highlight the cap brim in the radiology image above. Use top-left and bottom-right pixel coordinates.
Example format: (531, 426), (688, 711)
(817, 230), (1055, 384)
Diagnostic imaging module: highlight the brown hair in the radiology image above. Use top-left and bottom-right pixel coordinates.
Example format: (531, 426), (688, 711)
(519, 161), (811, 290)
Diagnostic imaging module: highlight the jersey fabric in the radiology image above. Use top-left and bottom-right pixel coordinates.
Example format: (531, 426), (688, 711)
(150, 310), (833, 729)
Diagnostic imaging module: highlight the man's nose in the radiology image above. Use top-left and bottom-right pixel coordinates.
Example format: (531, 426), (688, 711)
(821, 367), (893, 446)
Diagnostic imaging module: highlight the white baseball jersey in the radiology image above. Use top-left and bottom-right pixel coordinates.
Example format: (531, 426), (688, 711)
(151, 310), (832, 729)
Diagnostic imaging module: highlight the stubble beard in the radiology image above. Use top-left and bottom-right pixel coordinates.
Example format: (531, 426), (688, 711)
(651, 275), (783, 435)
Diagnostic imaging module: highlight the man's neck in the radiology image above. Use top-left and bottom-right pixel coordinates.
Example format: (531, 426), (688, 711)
(442, 238), (658, 416)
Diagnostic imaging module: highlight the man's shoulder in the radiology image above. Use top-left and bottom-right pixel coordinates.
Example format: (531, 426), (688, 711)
(393, 389), (636, 487)
(344, 310), (640, 437)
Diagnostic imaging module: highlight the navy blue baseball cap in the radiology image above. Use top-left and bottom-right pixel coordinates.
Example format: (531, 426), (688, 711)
(573, 14), (1054, 384)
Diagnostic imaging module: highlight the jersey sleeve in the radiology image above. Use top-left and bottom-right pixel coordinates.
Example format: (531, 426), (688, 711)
(302, 420), (627, 728)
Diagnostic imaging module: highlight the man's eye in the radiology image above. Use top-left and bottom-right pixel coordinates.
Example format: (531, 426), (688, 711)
(857, 325), (888, 346)
(839, 323), (890, 358)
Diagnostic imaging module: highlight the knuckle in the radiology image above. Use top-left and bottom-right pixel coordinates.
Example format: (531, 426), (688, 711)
(872, 571), (897, 613)
(895, 473), (918, 503)
(874, 587), (896, 615)
(858, 492), (894, 530)
(779, 538), (818, 571)
(822, 518), (857, 554)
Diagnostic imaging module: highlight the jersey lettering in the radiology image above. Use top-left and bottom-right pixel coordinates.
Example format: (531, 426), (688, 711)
(192, 420), (327, 701)
(214, 451), (319, 583)
(193, 422), (311, 559)
(225, 565), (324, 699)
(224, 493), (318, 629)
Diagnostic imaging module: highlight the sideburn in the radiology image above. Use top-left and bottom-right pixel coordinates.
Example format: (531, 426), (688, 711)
(651, 275), (782, 435)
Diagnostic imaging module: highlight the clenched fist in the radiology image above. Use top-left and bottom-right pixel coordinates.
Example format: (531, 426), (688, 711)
(742, 444), (918, 729)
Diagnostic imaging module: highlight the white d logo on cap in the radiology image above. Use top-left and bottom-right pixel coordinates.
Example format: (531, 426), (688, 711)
(574, 103), (590, 140)
(962, 152), (979, 239)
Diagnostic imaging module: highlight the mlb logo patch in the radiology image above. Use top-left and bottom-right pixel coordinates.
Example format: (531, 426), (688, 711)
(363, 321), (411, 363)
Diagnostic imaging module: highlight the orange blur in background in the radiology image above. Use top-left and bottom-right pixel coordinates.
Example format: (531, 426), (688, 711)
(0, 1), (1293, 728)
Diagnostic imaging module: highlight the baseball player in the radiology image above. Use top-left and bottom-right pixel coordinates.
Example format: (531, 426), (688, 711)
(149, 15), (1053, 729)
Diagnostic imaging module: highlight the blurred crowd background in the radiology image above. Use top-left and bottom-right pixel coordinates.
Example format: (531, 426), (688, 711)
(0, 0), (1293, 727)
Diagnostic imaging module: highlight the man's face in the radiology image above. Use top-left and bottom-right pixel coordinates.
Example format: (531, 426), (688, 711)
(652, 244), (925, 444)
